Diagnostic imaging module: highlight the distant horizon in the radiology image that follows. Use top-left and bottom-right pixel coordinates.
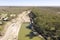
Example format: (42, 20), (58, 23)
(0, 6), (60, 7)
(0, 0), (60, 6)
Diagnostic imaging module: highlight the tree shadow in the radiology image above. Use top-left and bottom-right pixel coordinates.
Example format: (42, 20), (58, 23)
(25, 12), (38, 39)
(26, 23), (33, 30)
(26, 24), (37, 39)
(26, 31), (37, 39)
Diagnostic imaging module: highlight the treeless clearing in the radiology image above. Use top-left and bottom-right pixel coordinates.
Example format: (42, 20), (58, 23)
(0, 10), (31, 40)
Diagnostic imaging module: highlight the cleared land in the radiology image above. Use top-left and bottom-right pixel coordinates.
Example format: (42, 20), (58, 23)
(0, 10), (30, 40)
(0, 7), (30, 32)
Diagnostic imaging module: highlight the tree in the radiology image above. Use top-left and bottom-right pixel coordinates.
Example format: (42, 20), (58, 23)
(30, 8), (60, 40)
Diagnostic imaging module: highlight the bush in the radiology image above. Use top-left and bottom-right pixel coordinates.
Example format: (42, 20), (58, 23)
(31, 8), (60, 40)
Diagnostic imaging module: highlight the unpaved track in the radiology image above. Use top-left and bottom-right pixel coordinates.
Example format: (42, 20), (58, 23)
(0, 10), (31, 40)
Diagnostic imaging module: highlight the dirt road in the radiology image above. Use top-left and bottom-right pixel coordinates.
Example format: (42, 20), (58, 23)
(0, 10), (31, 40)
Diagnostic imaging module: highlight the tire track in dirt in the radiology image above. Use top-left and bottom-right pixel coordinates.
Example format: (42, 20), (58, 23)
(0, 10), (31, 40)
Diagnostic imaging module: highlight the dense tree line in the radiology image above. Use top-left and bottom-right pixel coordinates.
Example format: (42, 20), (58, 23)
(30, 8), (60, 40)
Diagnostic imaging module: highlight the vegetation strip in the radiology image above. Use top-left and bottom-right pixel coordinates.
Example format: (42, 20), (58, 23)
(18, 22), (43, 40)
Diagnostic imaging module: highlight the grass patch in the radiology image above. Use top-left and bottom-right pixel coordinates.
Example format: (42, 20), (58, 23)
(18, 22), (43, 40)
(0, 25), (3, 31)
